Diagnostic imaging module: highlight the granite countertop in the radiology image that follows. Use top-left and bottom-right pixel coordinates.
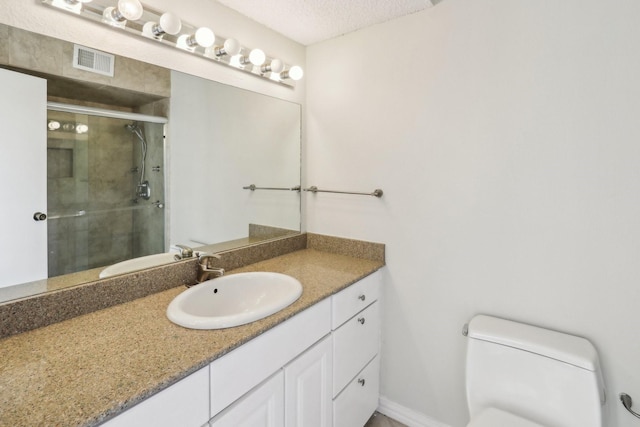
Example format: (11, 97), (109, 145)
(0, 248), (383, 427)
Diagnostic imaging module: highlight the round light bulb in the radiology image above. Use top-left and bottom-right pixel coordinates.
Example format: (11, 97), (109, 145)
(194, 27), (215, 48)
(223, 38), (241, 56)
(287, 65), (304, 81)
(48, 120), (61, 131)
(75, 124), (89, 134)
(249, 49), (266, 66)
(159, 12), (182, 35)
(117, 0), (143, 21)
(269, 59), (284, 74)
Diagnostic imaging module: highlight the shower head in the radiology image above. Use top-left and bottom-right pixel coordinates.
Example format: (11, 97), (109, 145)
(125, 123), (139, 132)
(125, 122), (145, 141)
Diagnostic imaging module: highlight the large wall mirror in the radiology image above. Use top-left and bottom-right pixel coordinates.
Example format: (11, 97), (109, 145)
(0, 24), (301, 303)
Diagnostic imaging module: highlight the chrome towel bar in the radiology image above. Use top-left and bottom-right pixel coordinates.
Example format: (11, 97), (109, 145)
(303, 186), (383, 198)
(243, 184), (301, 192)
(47, 201), (164, 220)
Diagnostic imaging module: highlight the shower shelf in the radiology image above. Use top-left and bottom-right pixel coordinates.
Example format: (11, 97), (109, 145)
(48, 203), (163, 220)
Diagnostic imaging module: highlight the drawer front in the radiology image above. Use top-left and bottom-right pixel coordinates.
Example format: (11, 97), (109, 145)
(332, 301), (379, 396)
(333, 356), (380, 427)
(332, 271), (381, 329)
(210, 298), (331, 417)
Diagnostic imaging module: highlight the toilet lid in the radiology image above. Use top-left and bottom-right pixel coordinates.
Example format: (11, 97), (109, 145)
(468, 407), (546, 427)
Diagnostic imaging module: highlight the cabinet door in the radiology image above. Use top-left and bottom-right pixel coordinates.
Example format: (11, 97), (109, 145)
(102, 366), (209, 427)
(284, 335), (332, 427)
(210, 371), (284, 427)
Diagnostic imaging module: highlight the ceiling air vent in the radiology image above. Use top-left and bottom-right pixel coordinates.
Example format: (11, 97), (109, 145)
(72, 44), (115, 77)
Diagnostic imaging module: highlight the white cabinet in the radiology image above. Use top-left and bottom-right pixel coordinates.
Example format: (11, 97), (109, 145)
(331, 272), (381, 427)
(209, 334), (333, 427)
(333, 356), (380, 427)
(333, 302), (379, 395)
(102, 366), (209, 427)
(331, 273), (381, 329)
(209, 298), (331, 416)
(209, 372), (284, 427)
(284, 335), (333, 427)
(104, 271), (382, 427)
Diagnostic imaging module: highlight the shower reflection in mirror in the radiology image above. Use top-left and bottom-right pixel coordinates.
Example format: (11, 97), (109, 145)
(46, 108), (166, 277)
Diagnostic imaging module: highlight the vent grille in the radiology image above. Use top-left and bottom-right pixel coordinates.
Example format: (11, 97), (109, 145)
(72, 45), (115, 77)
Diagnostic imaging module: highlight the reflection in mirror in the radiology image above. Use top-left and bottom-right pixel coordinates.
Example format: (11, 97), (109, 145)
(47, 111), (166, 277)
(170, 71), (301, 251)
(0, 23), (301, 304)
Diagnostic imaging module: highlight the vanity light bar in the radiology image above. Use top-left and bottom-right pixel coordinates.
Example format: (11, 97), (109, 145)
(41, 0), (304, 88)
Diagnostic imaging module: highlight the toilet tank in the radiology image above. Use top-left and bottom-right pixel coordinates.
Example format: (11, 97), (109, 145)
(465, 315), (605, 427)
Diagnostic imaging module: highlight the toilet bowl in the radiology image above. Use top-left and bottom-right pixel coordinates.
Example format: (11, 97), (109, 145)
(464, 315), (605, 427)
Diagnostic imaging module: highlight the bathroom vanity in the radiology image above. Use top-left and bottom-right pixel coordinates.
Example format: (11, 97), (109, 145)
(104, 271), (380, 427)
(0, 244), (384, 427)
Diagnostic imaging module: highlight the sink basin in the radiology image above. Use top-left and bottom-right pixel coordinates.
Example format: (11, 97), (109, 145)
(166, 272), (303, 329)
(99, 252), (178, 278)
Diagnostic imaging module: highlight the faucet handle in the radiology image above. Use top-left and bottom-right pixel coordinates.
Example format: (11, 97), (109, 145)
(174, 244), (194, 259)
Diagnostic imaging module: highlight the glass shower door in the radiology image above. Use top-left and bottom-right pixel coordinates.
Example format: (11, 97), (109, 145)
(46, 109), (165, 277)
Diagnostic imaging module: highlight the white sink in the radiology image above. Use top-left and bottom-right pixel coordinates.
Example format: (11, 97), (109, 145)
(166, 272), (303, 329)
(99, 253), (178, 278)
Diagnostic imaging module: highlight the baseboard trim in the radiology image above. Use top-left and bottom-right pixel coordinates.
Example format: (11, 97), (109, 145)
(377, 396), (452, 427)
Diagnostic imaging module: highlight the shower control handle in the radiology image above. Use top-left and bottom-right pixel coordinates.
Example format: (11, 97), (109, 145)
(33, 212), (47, 221)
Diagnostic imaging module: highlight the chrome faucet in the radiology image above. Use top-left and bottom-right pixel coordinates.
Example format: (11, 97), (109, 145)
(197, 253), (225, 283)
(174, 244), (194, 260)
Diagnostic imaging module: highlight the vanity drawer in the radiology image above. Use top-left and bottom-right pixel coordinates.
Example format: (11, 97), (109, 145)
(332, 301), (380, 396)
(333, 356), (380, 427)
(332, 271), (381, 329)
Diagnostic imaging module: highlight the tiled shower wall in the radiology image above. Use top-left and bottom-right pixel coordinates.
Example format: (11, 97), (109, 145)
(133, 100), (168, 258)
(47, 113), (165, 277)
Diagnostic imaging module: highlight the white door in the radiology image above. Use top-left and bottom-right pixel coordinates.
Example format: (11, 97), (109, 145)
(0, 68), (47, 287)
(210, 371), (284, 427)
(284, 335), (333, 427)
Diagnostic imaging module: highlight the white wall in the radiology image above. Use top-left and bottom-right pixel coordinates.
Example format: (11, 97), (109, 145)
(0, 0), (305, 104)
(306, 0), (640, 426)
(170, 71), (301, 247)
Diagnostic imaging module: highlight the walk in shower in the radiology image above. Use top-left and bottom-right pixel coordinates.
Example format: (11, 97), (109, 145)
(46, 105), (166, 277)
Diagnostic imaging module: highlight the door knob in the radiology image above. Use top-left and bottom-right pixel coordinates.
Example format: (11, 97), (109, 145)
(33, 212), (47, 221)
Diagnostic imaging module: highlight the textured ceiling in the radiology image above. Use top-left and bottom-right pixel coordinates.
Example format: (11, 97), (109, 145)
(215, 0), (435, 46)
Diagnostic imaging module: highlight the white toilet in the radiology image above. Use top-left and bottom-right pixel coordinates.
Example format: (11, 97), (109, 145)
(464, 315), (606, 427)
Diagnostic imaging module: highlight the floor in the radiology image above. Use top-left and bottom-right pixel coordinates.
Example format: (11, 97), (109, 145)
(365, 412), (408, 427)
